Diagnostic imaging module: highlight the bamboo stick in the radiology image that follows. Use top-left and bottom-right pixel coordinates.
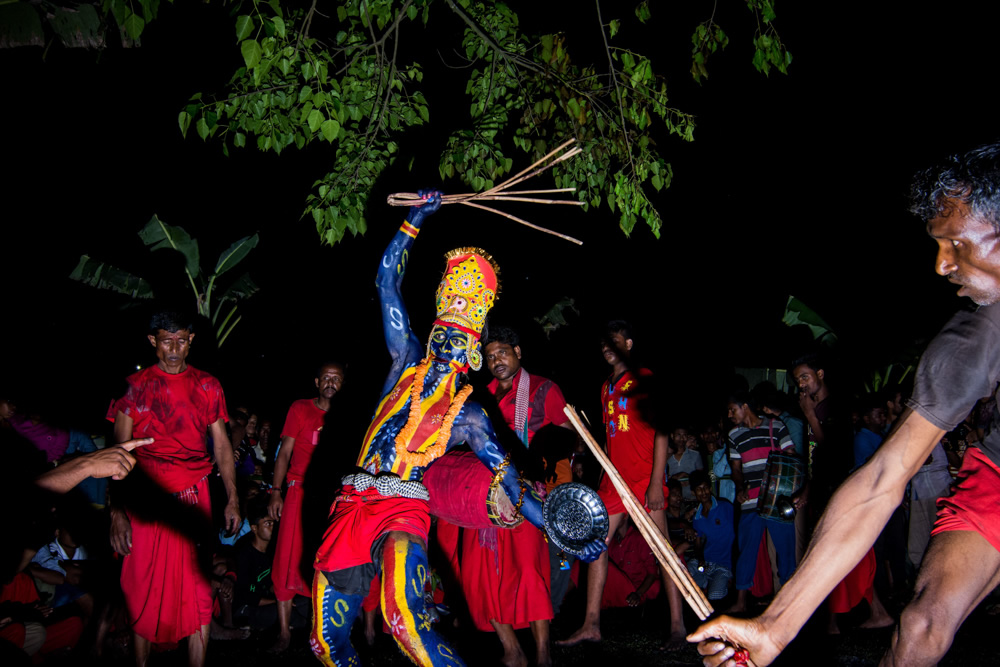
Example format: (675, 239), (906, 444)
(459, 201), (583, 246)
(563, 405), (714, 620)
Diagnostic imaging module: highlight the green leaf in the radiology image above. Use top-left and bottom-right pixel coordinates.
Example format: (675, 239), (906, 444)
(308, 109), (324, 132)
(241, 39), (262, 69)
(609, 19), (620, 39)
(213, 234), (259, 277)
(196, 118), (209, 140)
(320, 119), (340, 142)
(0, 1), (45, 48)
(122, 12), (145, 41)
(69, 255), (154, 299)
(273, 16), (286, 37)
(138, 215), (202, 280)
(235, 15), (254, 42)
(178, 111), (192, 137)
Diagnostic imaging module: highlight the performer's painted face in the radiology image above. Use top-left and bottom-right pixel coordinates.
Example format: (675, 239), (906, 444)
(428, 324), (472, 370)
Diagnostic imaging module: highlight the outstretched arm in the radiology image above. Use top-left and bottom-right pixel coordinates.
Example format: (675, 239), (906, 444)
(690, 409), (943, 666)
(376, 190), (442, 380)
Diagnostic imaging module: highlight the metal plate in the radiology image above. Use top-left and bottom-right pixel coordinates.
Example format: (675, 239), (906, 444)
(542, 482), (609, 557)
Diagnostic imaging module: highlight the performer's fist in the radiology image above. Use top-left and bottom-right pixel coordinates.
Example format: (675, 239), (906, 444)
(408, 189), (443, 225)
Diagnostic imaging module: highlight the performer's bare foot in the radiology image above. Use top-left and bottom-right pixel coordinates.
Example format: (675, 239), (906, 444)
(859, 590), (894, 629)
(554, 625), (601, 647)
(267, 632), (291, 654)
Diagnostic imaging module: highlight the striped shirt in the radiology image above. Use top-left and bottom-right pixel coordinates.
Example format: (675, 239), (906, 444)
(728, 417), (793, 510)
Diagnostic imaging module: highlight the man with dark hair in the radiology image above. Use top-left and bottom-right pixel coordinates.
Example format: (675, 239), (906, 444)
(559, 320), (687, 650)
(108, 311), (240, 667)
(268, 361), (346, 652)
(694, 141), (1000, 666)
(687, 470), (735, 601)
(726, 392), (797, 613)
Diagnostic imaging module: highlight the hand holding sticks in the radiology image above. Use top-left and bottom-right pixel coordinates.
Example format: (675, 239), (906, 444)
(563, 404), (714, 620)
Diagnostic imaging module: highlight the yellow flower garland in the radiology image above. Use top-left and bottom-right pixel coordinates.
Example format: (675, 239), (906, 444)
(393, 358), (473, 468)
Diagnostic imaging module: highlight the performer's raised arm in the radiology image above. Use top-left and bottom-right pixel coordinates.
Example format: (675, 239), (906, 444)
(375, 190), (442, 373)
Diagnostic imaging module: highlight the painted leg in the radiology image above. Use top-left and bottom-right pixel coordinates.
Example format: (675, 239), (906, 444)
(311, 571), (364, 667)
(649, 508), (686, 650)
(881, 530), (1000, 667)
(555, 511), (626, 646)
(380, 531), (465, 666)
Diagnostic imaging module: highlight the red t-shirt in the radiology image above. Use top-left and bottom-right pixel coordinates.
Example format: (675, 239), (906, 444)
(280, 398), (326, 482)
(602, 368), (656, 488)
(107, 364), (227, 493)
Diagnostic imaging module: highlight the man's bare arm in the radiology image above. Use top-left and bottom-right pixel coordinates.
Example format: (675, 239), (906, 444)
(647, 431), (669, 510)
(690, 409), (945, 666)
(268, 435), (295, 520)
(211, 419), (242, 536)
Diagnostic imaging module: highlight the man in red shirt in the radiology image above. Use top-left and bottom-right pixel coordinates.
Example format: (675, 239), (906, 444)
(559, 320), (686, 650)
(108, 311), (240, 667)
(268, 361), (346, 652)
(444, 326), (572, 667)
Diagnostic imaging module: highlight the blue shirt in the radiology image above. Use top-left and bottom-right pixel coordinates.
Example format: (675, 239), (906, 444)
(853, 427), (883, 469)
(692, 497), (734, 570)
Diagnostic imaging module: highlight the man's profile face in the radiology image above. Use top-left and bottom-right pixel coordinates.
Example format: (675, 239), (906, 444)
(601, 331), (632, 366)
(727, 402), (750, 427)
(793, 365), (823, 398)
(148, 329), (194, 370)
(485, 341), (521, 382)
(928, 198), (1000, 306)
(428, 324), (470, 368)
(315, 364), (346, 399)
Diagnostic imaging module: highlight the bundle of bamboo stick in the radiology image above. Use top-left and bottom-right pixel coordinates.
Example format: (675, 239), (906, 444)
(387, 139), (585, 245)
(562, 404), (714, 620)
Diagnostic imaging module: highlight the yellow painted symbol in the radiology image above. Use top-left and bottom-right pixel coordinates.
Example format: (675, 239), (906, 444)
(329, 598), (350, 627)
(412, 564), (427, 597)
(618, 414), (629, 432)
(607, 400), (614, 415)
(622, 380), (633, 391)
(438, 644), (459, 663)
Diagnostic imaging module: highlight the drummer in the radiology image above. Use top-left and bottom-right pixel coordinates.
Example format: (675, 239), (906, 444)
(726, 392), (798, 614)
(308, 190), (606, 667)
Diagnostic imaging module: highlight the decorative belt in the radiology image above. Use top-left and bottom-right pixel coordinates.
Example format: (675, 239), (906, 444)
(341, 472), (430, 501)
(287, 479), (301, 487)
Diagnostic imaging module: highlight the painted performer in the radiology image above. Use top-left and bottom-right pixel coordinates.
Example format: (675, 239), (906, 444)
(269, 361), (346, 652)
(309, 191), (605, 667)
(108, 311), (240, 667)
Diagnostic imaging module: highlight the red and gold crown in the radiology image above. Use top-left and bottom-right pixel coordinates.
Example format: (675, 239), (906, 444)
(433, 247), (500, 339)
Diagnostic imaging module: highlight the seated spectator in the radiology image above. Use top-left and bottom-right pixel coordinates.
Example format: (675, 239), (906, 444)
(233, 497), (310, 634)
(853, 396), (887, 468)
(665, 479), (694, 552)
(1, 569), (83, 660)
(28, 521), (92, 616)
(667, 426), (703, 500)
(686, 470), (735, 601)
(571, 516), (660, 609)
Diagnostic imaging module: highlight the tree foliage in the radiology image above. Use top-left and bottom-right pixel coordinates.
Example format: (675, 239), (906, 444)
(70, 216), (260, 347)
(180, 0), (791, 244)
(5, 0), (791, 244)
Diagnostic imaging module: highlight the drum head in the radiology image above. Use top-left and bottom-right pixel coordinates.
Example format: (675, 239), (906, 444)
(542, 483), (609, 557)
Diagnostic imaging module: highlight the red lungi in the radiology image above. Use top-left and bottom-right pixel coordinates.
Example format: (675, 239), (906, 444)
(459, 522), (553, 631)
(272, 483), (308, 600)
(828, 547), (875, 613)
(933, 447), (1000, 552)
(314, 485), (431, 572)
(121, 477), (214, 643)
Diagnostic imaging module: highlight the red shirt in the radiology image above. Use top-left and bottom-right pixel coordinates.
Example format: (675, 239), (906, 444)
(108, 364), (228, 492)
(487, 369), (569, 443)
(607, 524), (658, 587)
(280, 398), (326, 481)
(602, 368), (656, 488)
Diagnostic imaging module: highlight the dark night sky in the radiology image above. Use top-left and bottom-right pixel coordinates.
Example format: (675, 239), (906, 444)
(3, 2), (998, 433)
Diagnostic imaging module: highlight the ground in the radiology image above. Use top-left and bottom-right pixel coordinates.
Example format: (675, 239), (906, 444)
(107, 583), (1000, 666)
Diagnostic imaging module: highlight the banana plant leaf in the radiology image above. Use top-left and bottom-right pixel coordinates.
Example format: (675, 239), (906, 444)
(782, 295), (837, 345)
(534, 297), (579, 339)
(138, 215), (201, 280)
(218, 272), (259, 304)
(213, 233), (259, 278)
(69, 255), (154, 299)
